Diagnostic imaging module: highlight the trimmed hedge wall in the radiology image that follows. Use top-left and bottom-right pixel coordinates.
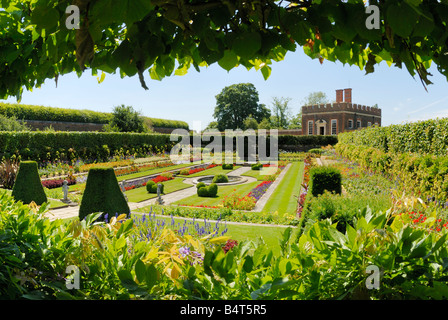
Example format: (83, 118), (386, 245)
(0, 102), (189, 130)
(338, 118), (448, 155)
(0, 131), (174, 162)
(0, 130), (337, 164)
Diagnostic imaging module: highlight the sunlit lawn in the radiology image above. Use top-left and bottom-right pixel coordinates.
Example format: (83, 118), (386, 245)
(124, 177), (193, 202)
(132, 212), (296, 256)
(261, 162), (304, 216)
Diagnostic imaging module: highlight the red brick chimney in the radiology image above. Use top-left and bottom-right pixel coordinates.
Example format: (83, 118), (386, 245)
(344, 88), (352, 103)
(336, 89), (343, 103)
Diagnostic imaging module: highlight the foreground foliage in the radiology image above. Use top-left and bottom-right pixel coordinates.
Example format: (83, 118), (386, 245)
(1, 189), (448, 300)
(2, 1), (447, 99)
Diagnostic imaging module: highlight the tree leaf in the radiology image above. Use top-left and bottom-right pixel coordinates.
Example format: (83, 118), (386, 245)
(218, 50), (239, 71)
(232, 32), (262, 60)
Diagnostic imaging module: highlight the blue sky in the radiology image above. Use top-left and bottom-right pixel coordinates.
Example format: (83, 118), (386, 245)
(3, 48), (448, 130)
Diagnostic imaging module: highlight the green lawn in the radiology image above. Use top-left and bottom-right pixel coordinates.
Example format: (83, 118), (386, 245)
(173, 180), (259, 207)
(125, 177), (193, 202)
(261, 162), (304, 216)
(132, 213), (296, 256)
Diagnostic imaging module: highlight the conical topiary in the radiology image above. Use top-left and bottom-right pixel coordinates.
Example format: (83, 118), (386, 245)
(79, 167), (130, 221)
(11, 161), (48, 205)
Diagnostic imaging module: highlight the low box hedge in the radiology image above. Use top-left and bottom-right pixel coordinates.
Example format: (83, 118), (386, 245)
(309, 166), (342, 197)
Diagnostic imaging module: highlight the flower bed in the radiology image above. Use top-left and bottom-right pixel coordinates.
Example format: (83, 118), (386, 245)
(123, 173), (174, 191)
(42, 178), (77, 189)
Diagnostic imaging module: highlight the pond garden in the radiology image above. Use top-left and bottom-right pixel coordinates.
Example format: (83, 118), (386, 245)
(3, 120), (448, 300)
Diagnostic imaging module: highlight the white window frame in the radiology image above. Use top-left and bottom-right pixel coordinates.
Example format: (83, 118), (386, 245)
(367, 121), (372, 127)
(331, 119), (337, 135)
(308, 120), (313, 135)
(348, 119), (353, 129)
(357, 120), (362, 128)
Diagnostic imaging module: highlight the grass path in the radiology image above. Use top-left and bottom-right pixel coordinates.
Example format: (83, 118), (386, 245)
(261, 161), (304, 216)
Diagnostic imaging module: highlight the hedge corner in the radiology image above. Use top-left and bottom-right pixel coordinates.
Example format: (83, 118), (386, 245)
(11, 160), (48, 205)
(79, 167), (130, 221)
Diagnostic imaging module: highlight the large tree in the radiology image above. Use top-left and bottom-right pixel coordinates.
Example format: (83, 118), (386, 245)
(1, 0), (447, 100)
(302, 91), (330, 106)
(213, 83), (270, 131)
(109, 105), (147, 132)
(270, 96), (292, 129)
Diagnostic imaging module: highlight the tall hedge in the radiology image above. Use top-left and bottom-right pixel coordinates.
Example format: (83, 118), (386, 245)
(11, 161), (47, 205)
(0, 131), (175, 162)
(338, 118), (448, 155)
(79, 167), (130, 220)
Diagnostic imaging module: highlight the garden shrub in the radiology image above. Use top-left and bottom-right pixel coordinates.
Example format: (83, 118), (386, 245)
(146, 180), (164, 194)
(78, 167), (130, 220)
(197, 183), (218, 197)
(222, 164), (233, 170)
(308, 148), (322, 155)
(196, 182), (206, 189)
(309, 166), (342, 197)
(251, 163), (263, 170)
(212, 174), (229, 183)
(11, 161), (48, 205)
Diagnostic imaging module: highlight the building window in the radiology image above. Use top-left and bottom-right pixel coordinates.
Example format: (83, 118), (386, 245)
(357, 120), (362, 128)
(348, 119), (353, 129)
(331, 119), (337, 135)
(308, 121), (313, 135)
(367, 121), (372, 127)
(374, 122), (379, 127)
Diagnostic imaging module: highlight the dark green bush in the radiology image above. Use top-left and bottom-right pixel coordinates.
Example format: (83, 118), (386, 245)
(11, 161), (48, 205)
(251, 163), (263, 170)
(308, 148), (322, 155)
(196, 182), (206, 189)
(309, 166), (342, 197)
(146, 180), (164, 194)
(78, 167), (130, 220)
(197, 183), (218, 197)
(222, 164), (234, 170)
(212, 174), (229, 183)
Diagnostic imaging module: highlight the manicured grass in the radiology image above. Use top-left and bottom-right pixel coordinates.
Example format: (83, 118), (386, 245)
(261, 162), (304, 216)
(225, 223), (297, 256)
(241, 167), (278, 181)
(178, 165), (241, 178)
(173, 181), (259, 207)
(125, 177), (193, 202)
(132, 212), (296, 256)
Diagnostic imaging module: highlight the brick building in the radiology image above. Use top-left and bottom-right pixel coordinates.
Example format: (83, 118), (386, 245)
(301, 88), (381, 136)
